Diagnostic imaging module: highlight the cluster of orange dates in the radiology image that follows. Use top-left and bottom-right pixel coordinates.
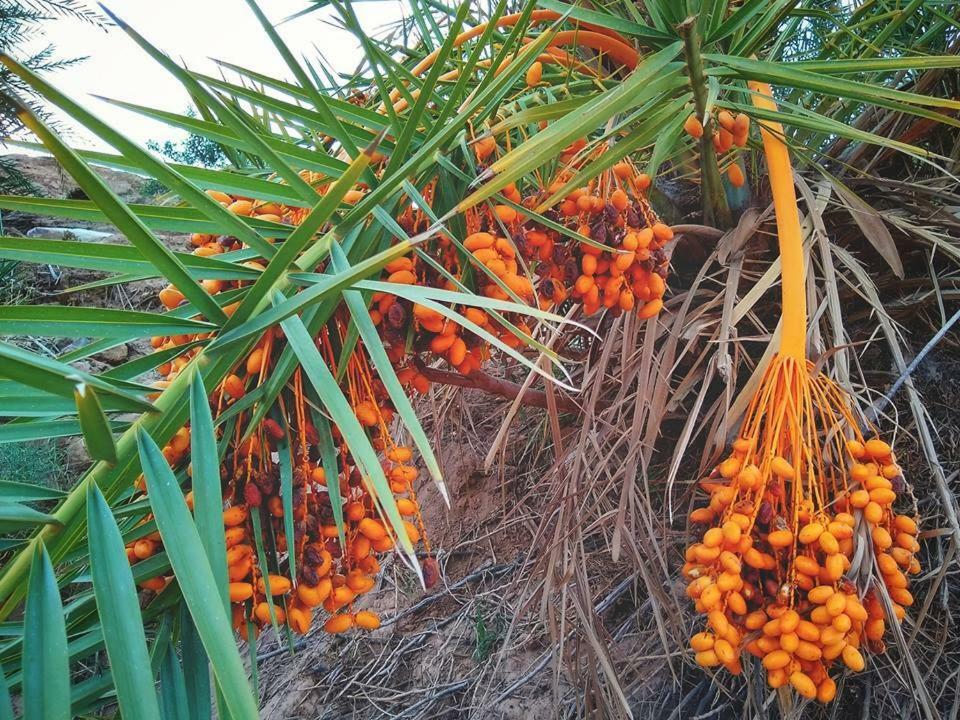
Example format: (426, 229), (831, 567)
(684, 434), (920, 702)
(684, 109), (751, 187)
(136, 94), (681, 642)
(129, 326), (434, 638)
(135, 185), (445, 639)
(522, 160), (672, 319)
(472, 139), (674, 320)
(364, 145), (675, 395)
(137, 149), (674, 638)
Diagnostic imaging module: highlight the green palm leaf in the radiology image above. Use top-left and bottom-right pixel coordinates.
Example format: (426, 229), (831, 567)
(86, 484), (162, 720)
(22, 543), (70, 720)
(137, 429), (259, 720)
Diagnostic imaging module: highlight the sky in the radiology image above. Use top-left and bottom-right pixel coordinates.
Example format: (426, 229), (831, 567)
(15, 0), (406, 151)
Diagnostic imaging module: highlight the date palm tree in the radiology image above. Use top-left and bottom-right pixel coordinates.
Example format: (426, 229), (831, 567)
(0, 1), (956, 717)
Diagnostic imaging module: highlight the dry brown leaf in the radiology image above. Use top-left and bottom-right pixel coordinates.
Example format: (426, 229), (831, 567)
(717, 204), (768, 263)
(833, 178), (905, 278)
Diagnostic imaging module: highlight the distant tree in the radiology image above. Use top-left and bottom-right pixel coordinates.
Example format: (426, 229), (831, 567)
(146, 110), (229, 169)
(0, 0), (106, 194)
